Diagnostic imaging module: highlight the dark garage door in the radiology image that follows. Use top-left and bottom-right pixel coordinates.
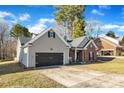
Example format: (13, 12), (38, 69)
(36, 53), (63, 67)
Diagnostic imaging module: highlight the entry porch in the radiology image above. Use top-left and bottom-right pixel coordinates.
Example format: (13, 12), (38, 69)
(69, 48), (96, 64)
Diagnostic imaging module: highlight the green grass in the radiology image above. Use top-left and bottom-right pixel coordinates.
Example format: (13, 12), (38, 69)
(81, 58), (124, 74)
(0, 61), (64, 88)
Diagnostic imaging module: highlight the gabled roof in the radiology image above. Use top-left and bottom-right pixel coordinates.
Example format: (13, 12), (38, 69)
(70, 36), (89, 48)
(23, 26), (70, 47)
(100, 36), (122, 47)
(22, 25), (97, 49)
(83, 39), (98, 50)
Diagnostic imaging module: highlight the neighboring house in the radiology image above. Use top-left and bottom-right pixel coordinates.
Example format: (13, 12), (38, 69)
(69, 36), (98, 63)
(17, 26), (98, 68)
(95, 36), (124, 56)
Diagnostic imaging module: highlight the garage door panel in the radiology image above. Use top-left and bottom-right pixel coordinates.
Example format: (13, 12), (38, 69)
(36, 53), (63, 67)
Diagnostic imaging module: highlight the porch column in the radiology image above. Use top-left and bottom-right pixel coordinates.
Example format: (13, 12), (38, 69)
(75, 48), (77, 62)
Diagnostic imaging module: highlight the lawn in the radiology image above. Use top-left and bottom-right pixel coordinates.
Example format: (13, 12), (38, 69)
(81, 58), (124, 74)
(0, 58), (124, 87)
(0, 61), (64, 88)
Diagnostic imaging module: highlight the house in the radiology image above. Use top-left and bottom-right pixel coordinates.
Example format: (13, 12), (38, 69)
(16, 26), (98, 68)
(69, 36), (98, 63)
(95, 36), (124, 56)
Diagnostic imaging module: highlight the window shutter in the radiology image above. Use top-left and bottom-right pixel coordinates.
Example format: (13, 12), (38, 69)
(53, 32), (55, 38)
(48, 31), (50, 38)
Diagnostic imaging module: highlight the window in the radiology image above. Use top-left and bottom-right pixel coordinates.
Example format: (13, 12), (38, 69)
(48, 30), (55, 38)
(50, 31), (54, 37)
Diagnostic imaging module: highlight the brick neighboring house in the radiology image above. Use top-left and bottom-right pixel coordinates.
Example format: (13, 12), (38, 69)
(69, 37), (98, 63)
(95, 36), (124, 56)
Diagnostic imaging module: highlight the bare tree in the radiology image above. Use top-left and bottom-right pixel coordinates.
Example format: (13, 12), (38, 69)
(85, 19), (103, 38)
(0, 20), (9, 60)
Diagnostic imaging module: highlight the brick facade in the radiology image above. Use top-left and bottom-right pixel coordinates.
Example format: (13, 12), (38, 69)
(70, 41), (97, 63)
(82, 42), (97, 62)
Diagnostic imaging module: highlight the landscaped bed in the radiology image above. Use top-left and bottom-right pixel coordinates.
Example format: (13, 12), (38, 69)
(0, 61), (64, 88)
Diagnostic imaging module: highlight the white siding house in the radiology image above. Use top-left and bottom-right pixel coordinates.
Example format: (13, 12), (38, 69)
(17, 26), (98, 68)
(18, 27), (70, 67)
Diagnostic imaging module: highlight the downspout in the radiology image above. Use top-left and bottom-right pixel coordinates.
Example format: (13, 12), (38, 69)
(75, 48), (77, 63)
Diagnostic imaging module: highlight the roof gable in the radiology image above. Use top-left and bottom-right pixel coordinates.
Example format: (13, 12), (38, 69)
(100, 36), (122, 47)
(83, 39), (98, 50)
(102, 36), (120, 46)
(23, 26), (70, 47)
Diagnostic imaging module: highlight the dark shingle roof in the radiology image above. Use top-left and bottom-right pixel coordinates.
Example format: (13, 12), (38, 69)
(70, 36), (90, 47)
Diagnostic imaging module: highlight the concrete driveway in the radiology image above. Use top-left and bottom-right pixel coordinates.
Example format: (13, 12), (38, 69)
(39, 65), (124, 88)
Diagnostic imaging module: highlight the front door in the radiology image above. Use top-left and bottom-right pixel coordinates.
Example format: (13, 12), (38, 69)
(89, 51), (94, 61)
(77, 51), (82, 62)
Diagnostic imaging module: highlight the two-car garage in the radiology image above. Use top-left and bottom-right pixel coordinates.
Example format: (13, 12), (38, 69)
(35, 53), (63, 67)
(21, 27), (70, 68)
